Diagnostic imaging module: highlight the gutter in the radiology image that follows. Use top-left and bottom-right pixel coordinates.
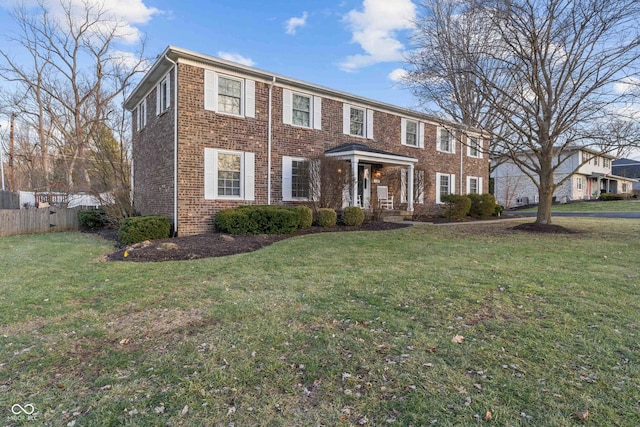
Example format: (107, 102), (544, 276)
(268, 76), (276, 205)
(165, 54), (179, 236)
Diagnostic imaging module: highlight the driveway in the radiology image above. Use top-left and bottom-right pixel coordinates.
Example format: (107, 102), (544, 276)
(503, 211), (640, 219)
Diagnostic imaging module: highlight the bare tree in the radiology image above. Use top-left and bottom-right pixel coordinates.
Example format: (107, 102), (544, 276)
(410, 0), (640, 225)
(307, 156), (352, 211)
(406, 0), (507, 160)
(0, 0), (147, 199)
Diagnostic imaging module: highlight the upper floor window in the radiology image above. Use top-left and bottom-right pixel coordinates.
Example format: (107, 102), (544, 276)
(594, 156), (599, 166)
(401, 118), (424, 148)
(282, 89), (322, 130)
(343, 104), (374, 139)
(137, 98), (147, 130)
(437, 128), (455, 154)
(218, 76), (242, 115)
(467, 136), (482, 158)
(204, 70), (256, 118)
(603, 158), (610, 168)
(156, 76), (170, 115)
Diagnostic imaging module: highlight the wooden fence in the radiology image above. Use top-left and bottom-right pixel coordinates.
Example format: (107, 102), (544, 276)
(0, 190), (20, 209)
(0, 206), (81, 237)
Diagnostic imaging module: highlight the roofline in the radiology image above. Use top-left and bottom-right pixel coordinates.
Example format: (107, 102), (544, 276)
(124, 46), (482, 132)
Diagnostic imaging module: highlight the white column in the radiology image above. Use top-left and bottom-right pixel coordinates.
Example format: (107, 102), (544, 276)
(407, 164), (414, 212)
(351, 158), (359, 206)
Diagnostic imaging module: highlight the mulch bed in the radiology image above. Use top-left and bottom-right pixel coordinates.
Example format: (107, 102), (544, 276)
(97, 222), (412, 263)
(88, 216), (573, 263)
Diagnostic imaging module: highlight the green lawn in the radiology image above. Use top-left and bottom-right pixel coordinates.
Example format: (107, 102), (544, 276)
(518, 199), (640, 212)
(1, 219), (639, 426)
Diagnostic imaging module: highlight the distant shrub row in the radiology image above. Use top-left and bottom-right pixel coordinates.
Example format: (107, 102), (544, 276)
(599, 192), (635, 201)
(441, 193), (501, 220)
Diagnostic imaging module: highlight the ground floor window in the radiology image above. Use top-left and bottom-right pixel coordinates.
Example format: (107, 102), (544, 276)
(436, 172), (456, 204)
(204, 148), (255, 200)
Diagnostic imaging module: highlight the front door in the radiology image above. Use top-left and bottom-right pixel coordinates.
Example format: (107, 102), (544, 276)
(358, 164), (371, 208)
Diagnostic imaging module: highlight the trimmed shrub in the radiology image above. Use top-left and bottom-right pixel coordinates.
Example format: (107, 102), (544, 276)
(118, 215), (171, 245)
(494, 204), (505, 216)
(468, 193), (497, 218)
(599, 192), (633, 201)
(215, 206), (299, 234)
(441, 194), (471, 220)
(342, 206), (364, 226)
(78, 208), (107, 229)
(295, 205), (313, 229)
(316, 208), (337, 227)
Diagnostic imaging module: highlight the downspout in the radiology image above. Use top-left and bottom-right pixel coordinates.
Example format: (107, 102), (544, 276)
(165, 55), (179, 235)
(460, 139), (464, 194)
(267, 76), (276, 205)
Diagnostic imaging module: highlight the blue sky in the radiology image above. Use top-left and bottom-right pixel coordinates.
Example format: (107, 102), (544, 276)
(0, 0), (421, 109)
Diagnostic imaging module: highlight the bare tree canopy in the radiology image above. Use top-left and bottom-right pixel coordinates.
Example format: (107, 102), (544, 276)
(407, 0), (640, 224)
(0, 0), (148, 208)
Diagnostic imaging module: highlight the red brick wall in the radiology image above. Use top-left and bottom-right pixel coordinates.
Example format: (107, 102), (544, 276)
(135, 62), (489, 236)
(131, 69), (175, 227)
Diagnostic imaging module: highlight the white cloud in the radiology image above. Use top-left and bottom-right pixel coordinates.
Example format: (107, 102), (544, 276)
(0, 0), (160, 44)
(218, 51), (256, 67)
(388, 68), (408, 82)
(285, 11), (308, 35)
(340, 0), (416, 72)
(614, 77), (640, 94)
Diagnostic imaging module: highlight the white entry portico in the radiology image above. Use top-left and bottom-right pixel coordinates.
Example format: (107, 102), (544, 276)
(325, 143), (419, 211)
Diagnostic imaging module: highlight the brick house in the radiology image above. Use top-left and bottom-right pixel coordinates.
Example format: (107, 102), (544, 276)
(124, 46), (489, 236)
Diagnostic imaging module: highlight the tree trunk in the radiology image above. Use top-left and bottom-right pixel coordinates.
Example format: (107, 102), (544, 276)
(536, 157), (554, 225)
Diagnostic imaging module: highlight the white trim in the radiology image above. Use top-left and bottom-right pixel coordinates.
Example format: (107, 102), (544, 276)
(401, 118), (421, 148)
(204, 148), (255, 200)
(283, 88), (293, 125)
(467, 136), (483, 158)
(282, 156), (311, 201)
(437, 127), (455, 154)
(466, 176), (482, 194)
(245, 79), (255, 118)
(203, 70), (255, 118)
(366, 109), (374, 139)
(313, 96), (322, 130)
(137, 98), (147, 130)
(436, 172), (455, 204)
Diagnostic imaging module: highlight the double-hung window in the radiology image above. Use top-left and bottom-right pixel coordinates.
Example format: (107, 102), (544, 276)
(436, 172), (456, 204)
(282, 156), (315, 201)
(467, 176), (482, 194)
(401, 118), (424, 148)
(293, 94), (311, 127)
(137, 98), (147, 130)
(291, 160), (310, 199)
(218, 76), (242, 115)
(343, 104), (374, 138)
(204, 148), (255, 200)
(467, 136), (482, 158)
(282, 89), (322, 129)
(204, 70), (256, 118)
(217, 153), (242, 196)
(156, 76), (170, 115)
(437, 128), (455, 153)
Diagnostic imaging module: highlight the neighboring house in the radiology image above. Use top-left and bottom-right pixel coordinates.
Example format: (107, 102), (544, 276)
(612, 158), (640, 193)
(492, 147), (636, 208)
(124, 46), (489, 236)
